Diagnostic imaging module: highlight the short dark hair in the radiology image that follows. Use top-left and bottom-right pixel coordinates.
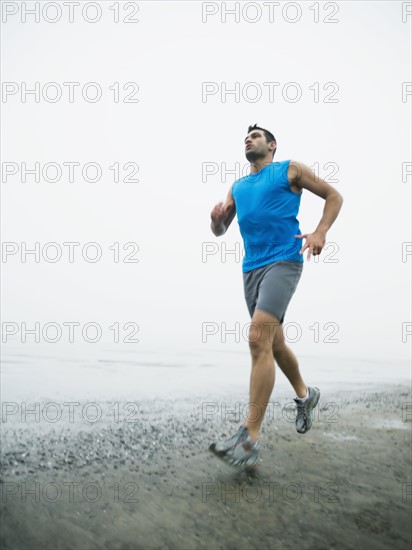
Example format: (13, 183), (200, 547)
(247, 124), (277, 157)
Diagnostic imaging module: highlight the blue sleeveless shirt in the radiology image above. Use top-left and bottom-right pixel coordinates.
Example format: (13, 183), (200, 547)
(231, 160), (304, 272)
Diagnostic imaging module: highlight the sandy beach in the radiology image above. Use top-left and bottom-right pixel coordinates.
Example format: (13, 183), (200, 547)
(1, 382), (411, 550)
(2, 1), (411, 548)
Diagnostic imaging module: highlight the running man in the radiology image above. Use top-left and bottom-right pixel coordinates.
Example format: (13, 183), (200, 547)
(209, 124), (344, 472)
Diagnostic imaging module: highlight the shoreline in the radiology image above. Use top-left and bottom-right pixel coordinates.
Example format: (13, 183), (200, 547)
(1, 383), (411, 549)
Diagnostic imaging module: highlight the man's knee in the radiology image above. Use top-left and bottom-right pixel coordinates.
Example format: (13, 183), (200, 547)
(248, 308), (282, 354)
(272, 323), (287, 356)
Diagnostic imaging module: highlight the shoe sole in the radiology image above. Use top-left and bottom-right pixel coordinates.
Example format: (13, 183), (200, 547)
(243, 459), (261, 473)
(208, 443), (222, 456)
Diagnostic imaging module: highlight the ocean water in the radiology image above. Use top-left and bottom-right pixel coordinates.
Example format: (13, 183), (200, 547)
(1, 342), (410, 403)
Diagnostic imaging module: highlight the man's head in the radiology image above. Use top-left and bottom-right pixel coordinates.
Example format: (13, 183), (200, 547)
(244, 124), (277, 162)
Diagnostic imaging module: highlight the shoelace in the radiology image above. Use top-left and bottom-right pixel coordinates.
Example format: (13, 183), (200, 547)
(295, 400), (307, 424)
(218, 427), (247, 452)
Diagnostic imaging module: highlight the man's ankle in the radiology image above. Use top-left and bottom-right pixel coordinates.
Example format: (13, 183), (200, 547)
(244, 425), (259, 442)
(296, 386), (309, 400)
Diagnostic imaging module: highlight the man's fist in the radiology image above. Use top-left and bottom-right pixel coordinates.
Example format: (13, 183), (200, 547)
(211, 201), (229, 223)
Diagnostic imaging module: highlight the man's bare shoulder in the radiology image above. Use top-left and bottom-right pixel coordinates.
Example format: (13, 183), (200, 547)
(287, 160), (304, 195)
(287, 159), (343, 200)
(287, 160), (304, 181)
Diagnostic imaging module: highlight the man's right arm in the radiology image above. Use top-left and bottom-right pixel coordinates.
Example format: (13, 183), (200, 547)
(210, 186), (236, 236)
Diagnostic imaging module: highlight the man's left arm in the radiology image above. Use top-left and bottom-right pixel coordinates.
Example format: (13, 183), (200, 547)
(288, 160), (344, 261)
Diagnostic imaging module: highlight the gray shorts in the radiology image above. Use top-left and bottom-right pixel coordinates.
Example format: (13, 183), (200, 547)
(243, 260), (303, 324)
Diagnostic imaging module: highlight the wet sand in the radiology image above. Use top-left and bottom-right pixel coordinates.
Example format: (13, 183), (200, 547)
(1, 384), (411, 549)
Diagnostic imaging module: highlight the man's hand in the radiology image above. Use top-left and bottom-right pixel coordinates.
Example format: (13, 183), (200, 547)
(295, 231), (326, 261)
(211, 201), (231, 223)
(210, 201), (231, 235)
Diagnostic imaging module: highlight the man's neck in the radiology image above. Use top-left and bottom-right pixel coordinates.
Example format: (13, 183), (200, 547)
(249, 156), (273, 174)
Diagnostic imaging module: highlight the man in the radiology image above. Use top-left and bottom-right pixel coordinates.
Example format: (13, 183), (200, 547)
(209, 124), (344, 472)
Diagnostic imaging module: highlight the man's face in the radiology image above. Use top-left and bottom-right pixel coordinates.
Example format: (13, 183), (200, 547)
(244, 129), (274, 162)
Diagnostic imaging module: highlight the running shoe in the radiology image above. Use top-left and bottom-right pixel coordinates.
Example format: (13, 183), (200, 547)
(294, 386), (320, 434)
(209, 426), (261, 472)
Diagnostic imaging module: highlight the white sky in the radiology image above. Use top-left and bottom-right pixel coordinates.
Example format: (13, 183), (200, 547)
(1, 1), (411, 367)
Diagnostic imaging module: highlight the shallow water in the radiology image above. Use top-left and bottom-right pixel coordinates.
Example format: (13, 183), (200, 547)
(1, 343), (410, 403)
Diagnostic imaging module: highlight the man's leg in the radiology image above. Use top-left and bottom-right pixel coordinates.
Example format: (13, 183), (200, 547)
(243, 308), (281, 442)
(272, 323), (321, 434)
(272, 323), (307, 399)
